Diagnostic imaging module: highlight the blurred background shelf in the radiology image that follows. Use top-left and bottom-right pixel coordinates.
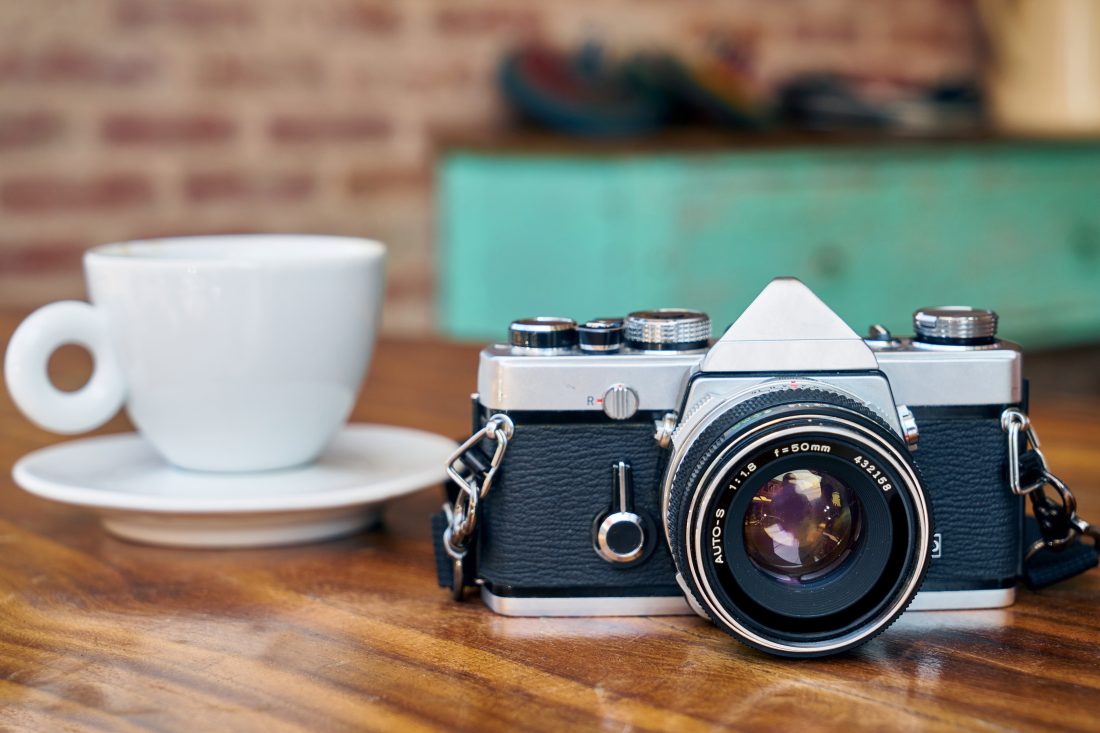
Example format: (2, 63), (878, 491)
(439, 136), (1100, 347)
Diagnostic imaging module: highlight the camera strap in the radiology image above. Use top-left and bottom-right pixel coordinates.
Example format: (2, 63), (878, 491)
(1003, 408), (1100, 589)
(1023, 517), (1098, 589)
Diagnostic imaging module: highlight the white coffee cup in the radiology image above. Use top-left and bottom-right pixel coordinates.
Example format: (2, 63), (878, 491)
(4, 235), (386, 472)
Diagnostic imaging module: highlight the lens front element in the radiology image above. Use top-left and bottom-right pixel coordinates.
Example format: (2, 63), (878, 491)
(744, 469), (862, 584)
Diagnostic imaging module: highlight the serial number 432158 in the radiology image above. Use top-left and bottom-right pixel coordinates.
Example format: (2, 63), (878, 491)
(853, 456), (894, 492)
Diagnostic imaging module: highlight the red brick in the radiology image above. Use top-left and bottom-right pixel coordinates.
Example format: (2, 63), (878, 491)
(185, 171), (315, 203)
(0, 112), (64, 149)
(401, 65), (477, 91)
(347, 166), (429, 196)
(890, 23), (968, 52)
(349, 64), (479, 91)
(196, 55), (324, 88)
(0, 48), (157, 85)
(340, 3), (401, 33)
(103, 113), (236, 144)
(791, 18), (859, 45)
(268, 115), (390, 143)
(0, 240), (90, 273)
(288, 2), (401, 34)
(115, 0), (254, 29)
(1, 174), (154, 213)
(435, 8), (541, 35)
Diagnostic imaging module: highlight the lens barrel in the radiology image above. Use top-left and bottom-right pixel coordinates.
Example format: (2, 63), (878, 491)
(664, 389), (930, 658)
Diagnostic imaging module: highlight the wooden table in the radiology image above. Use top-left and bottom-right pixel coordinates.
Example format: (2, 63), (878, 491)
(1, 313), (1098, 732)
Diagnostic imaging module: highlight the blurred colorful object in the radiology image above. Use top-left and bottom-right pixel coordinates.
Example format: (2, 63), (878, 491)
(678, 39), (772, 128)
(499, 41), (772, 136)
(777, 75), (891, 131)
(777, 75), (983, 134)
(498, 44), (665, 137)
(623, 41), (772, 129)
(499, 40), (982, 137)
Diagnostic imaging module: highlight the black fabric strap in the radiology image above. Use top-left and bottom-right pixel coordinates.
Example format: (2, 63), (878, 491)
(431, 504), (480, 592)
(431, 510), (455, 590)
(1023, 516), (1099, 590)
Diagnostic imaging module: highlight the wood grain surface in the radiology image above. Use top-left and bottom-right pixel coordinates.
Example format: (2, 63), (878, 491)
(1, 312), (1098, 732)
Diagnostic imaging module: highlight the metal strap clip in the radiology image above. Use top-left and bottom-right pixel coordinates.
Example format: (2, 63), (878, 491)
(1002, 408), (1100, 561)
(1001, 408), (1047, 496)
(441, 413), (514, 599)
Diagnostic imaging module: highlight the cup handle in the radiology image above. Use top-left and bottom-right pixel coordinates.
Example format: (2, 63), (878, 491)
(4, 301), (126, 434)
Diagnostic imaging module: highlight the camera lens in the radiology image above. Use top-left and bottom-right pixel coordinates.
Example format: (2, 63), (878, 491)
(663, 388), (931, 658)
(743, 469), (862, 583)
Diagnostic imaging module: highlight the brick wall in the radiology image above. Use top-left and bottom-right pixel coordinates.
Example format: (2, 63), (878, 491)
(0, 0), (981, 334)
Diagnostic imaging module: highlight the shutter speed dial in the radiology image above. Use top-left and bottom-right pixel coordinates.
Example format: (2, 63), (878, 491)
(594, 461), (655, 565)
(625, 309), (711, 351)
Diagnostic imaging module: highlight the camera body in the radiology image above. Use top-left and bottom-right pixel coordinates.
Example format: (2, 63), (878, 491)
(468, 278), (1023, 655)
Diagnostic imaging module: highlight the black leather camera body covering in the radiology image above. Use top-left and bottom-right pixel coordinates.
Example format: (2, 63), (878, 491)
(474, 403), (1023, 603)
(911, 406), (1023, 591)
(476, 412), (680, 600)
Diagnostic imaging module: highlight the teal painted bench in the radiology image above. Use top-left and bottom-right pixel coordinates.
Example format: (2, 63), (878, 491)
(438, 140), (1100, 348)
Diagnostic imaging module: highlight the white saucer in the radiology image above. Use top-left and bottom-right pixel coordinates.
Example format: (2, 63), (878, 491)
(12, 424), (456, 548)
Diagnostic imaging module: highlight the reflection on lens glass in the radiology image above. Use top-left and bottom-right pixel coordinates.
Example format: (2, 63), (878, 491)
(743, 469), (861, 583)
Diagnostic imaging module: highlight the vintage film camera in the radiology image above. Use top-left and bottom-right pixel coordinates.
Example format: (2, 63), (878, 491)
(435, 278), (1098, 657)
